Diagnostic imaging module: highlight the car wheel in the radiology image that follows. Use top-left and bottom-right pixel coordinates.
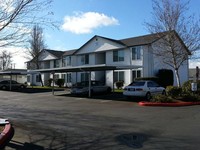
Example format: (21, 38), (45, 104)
(162, 90), (166, 96)
(146, 92), (151, 101)
(106, 87), (111, 94)
(1, 85), (7, 90)
(88, 90), (93, 97)
(20, 85), (25, 89)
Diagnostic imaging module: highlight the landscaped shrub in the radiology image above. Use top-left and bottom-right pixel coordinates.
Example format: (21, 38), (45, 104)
(55, 79), (65, 87)
(182, 80), (200, 94)
(115, 81), (124, 89)
(157, 69), (174, 88)
(181, 93), (200, 102)
(166, 86), (182, 98)
(46, 78), (53, 87)
(151, 95), (174, 103)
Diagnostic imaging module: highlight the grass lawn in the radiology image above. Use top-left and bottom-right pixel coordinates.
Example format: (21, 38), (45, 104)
(114, 89), (124, 93)
(27, 86), (65, 89)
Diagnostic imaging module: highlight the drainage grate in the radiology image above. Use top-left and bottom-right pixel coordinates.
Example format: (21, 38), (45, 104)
(116, 133), (147, 148)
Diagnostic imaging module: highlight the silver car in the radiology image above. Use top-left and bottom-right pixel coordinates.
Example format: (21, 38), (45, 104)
(123, 80), (165, 100)
(71, 81), (111, 96)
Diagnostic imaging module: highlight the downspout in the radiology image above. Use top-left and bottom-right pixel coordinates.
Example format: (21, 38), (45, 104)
(52, 72), (55, 95)
(112, 70), (114, 92)
(88, 71), (91, 97)
(9, 75), (12, 91)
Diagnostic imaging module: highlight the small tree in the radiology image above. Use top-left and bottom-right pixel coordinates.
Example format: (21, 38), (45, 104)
(0, 50), (12, 70)
(26, 25), (46, 86)
(145, 0), (200, 87)
(0, 0), (55, 48)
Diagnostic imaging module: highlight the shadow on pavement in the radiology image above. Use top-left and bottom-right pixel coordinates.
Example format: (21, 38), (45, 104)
(3, 88), (65, 94)
(59, 92), (146, 102)
(7, 141), (44, 150)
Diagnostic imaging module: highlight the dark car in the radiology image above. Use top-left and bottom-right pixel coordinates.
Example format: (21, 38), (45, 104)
(71, 81), (111, 95)
(0, 80), (27, 90)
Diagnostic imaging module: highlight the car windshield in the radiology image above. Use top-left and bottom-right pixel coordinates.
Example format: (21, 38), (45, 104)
(129, 81), (145, 86)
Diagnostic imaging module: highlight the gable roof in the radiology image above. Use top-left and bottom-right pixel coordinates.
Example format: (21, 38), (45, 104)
(63, 49), (77, 56)
(44, 49), (65, 58)
(74, 35), (126, 54)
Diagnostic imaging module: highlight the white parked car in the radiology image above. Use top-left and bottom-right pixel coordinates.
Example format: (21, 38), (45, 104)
(123, 80), (165, 100)
(71, 81), (111, 96)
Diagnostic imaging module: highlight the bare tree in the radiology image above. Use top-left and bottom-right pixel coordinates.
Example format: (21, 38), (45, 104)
(145, 0), (200, 87)
(26, 25), (46, 86)
(26, 25), (46, 69)
(0, 0), (55, 48)
(0, 50), (12, 70)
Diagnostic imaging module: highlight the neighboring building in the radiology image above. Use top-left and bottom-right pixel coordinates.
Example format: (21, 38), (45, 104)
(189, 68), (199, 81)
(0, 69), (27, 83)
(27, 31), (190, 88)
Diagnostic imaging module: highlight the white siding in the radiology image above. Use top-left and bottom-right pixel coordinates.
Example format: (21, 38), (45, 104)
(76, 36), (125, 55)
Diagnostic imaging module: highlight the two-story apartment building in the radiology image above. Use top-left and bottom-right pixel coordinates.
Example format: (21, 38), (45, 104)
(27, 31), (190, 88)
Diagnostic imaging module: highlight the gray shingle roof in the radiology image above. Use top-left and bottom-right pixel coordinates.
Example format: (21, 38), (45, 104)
(44, 49), (65, 58)
(119, 31), (169, 47)
(63, 49), (77, 56)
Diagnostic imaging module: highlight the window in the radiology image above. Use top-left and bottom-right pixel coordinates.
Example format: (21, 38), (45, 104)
(81, 54), (89, 65)
(62, 56), (72, 67)
(27, 75), (30, 82)
(66, 73), (71, 83)
(54, 74), (59, 79)
(114, 71), (124, 82)
(54, 60), (60, 68)
(61, 74), (66, 79)
(62, 57), (66, 67)
(81, 73), (89, 81)
(66, 56), (72, 66)
(132, 47), (141, 60)
(113, 50), (124, 62)
(132, 70), (142, 81)
(36, 75), (40, 82)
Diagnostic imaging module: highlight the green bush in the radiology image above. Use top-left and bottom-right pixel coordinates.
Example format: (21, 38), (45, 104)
(115, 81), (124, 89)
(181, 93), (200, 102)
(166, 86), (182, 98)
(151, 95), (174, 103)
(182, 80), (200, 94)
(55, 79), (65, 87)
(46, 78), (53, 87)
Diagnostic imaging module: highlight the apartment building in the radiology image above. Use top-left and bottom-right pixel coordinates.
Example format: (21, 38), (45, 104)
(27, 31), (190, 88)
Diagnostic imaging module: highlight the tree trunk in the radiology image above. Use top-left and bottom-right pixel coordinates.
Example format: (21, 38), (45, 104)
(174, 69), (181, 87)
(39, 74), (44, 87)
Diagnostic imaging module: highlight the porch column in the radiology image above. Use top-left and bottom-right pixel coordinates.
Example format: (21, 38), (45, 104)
(9, 75), (12, 91)
(112, 70), (114, 92)
(88, 71), (91, 97)
(52, 72), (55, 95)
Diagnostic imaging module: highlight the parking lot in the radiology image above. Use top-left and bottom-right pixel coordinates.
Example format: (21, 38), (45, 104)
(1, 90), (200, 150)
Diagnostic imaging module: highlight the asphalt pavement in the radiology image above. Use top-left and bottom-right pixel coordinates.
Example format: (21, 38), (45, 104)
(0, 90), (200, 150)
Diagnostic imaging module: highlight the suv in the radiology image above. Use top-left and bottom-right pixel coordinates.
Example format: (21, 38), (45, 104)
(0, 80), (27, 90)
(71, 81), (111, 95)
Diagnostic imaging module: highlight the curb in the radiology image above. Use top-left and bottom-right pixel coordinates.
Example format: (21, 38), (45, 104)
(0, 122), (14, 148)
(138, 101), (200, 107)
